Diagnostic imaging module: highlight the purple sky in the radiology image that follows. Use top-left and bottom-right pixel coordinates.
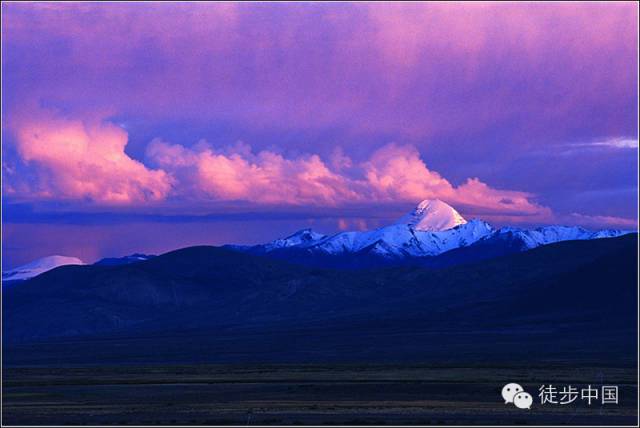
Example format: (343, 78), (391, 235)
(2, 2), (638, 267)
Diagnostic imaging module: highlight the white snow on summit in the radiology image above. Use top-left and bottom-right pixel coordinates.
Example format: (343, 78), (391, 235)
(3, 255), (85, 282)
(302, 200), (494, 258)
(396, 199), (467, 231)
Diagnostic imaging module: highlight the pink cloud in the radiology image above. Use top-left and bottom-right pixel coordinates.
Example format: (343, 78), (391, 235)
(146, 139), (359, 206)
(8, 109), (172, 204)
(362, 144), (550, 219)
(5, 110), (632, 228)
(567, 213), (637, 230)
(363, 143), (453, 201)
(145, 138), (550, 222)
(337, 218), (370, 231)
(451, 178), (553, 220)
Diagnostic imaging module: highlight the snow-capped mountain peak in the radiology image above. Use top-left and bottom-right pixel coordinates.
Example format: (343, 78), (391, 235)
(236, 199), (633, 263)
(396, 199), (467, 231)
(2, 255), (85, 282)
(262, 228), (327, 251)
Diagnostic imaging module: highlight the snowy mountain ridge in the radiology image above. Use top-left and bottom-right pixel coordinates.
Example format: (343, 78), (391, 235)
(262, 229), (328, 252)
(248, 199), (633, 259)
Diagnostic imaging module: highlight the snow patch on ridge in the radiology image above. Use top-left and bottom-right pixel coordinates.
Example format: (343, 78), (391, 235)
(3, 255), (85, 282)
(493, 226), (630, 250)
(263, 229), (327, 251)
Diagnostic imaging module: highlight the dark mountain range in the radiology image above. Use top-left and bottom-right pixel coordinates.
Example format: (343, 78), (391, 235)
(3, 234), (637, 365)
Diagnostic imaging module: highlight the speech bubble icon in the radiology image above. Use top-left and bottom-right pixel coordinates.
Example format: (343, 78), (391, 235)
(513, 391), (533, 409)
(501, 383), (524, 403)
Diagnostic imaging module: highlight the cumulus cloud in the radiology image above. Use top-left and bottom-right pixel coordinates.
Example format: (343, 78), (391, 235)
(145, 139), (550, 221)
(11, 106), (634, 228)
(7, 110), (549, 218)
(8, 110), (634, 228)
(146, 139), (360, 206)
(7, 109), (172, 204)
(363, 143), (452, 200)
(362, 144), (550, 219)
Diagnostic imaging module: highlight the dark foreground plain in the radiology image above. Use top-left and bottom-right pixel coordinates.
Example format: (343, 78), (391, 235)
(3, 363), (637, 426)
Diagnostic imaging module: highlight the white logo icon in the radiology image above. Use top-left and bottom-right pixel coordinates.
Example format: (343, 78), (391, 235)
(513, 391), (533, 409)
(501, 383), (524, 403)
(502, 383), (532, 409)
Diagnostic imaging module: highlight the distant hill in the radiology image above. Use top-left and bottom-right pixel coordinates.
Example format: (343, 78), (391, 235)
(93, 253), (155, 266)
(2, 255), (84, 282)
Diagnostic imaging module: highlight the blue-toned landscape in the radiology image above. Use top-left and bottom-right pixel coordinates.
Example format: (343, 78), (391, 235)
(2, 2), (638, 426)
